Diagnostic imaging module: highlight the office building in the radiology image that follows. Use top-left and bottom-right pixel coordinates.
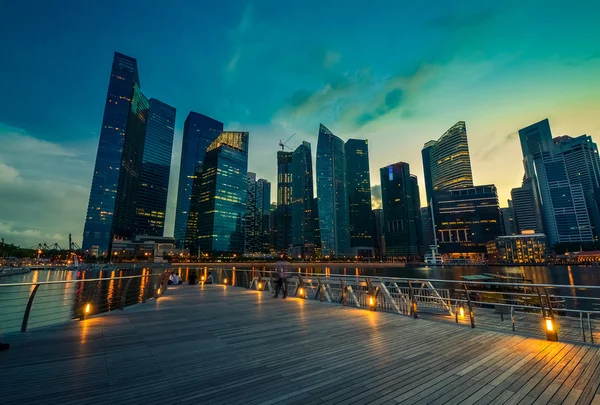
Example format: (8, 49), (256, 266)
(133, 98), (176, 236)
(553, 135), (600, 240)
(196, 132), (249, 255)
(83, 52), (140, 256)
(421, 207), (434, 249)
(275, 151), (293, 253)
(243, 174), (271, 254)
(290, 142), (317, 259)
(435, 185), (503, 257)
(533, 152), (593, 245)
(519, 118), (554, 178)
(112, 83), (150, 240)
(486, 233), (547, 264)
(501, 201), (516, 236)
(316, 124), (350, 257)
(380, 162), (420, 259)
(345, 139), (374, 256)
(422, 121), (474, 204)
(174, 113), (223, 249)
(373, 209), (385, 259)
(511, 180), (544, 234)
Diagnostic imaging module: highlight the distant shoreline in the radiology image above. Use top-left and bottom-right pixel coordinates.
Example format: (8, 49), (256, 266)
(169, 262), (410, 268)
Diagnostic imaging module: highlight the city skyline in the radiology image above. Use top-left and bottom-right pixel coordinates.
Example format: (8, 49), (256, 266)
(1, 1), (600, 246)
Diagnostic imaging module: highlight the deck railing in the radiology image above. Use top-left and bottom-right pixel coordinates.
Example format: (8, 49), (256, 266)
(187, 267), (600, 345)
(0, 271), (170, 334)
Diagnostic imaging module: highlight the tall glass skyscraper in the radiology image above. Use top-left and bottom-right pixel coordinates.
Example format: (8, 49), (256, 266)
(197, 132), (249, 255)
(291, 141), (317, 259)
(316, 124), (350, 257)
(174, 112), (223, 249)
(422, 121), (473, 204)
(380, 162), (420, 259)
(83, 52), (140, 256)
(133, 98), (175, 236)
(511, 180), (543, 234)
(275, 151), (293, 253)
(243, 173), (271, 254)
(345, 139), (373, 255)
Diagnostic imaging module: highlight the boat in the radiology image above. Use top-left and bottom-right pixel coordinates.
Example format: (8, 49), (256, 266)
(0, 266), (31, 277)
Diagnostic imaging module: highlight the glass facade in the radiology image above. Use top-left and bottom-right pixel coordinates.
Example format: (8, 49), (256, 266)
(380, 162), (420, 259)
(133, 98), (175, 236)
(291, 141), (317, 259)
(316, 124), (350, 257)
(345, 139), (373, 250)
(174, 112), (223, 249)
(113, 84), (150, 240)
(83, 52), (139, 256)
(275, 151), (293, 252)
(436, 185), (503, 255)
(197, 132), (249, 255)
(486, 234), (547, 264)
(243, 173), (271, 254)
(422, 121), (474, 203)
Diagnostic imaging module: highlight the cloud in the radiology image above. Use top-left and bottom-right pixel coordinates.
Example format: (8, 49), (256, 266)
(0, 162), (21, 184)
(0, 123), (91, 247)
(371, 185), (382, 209)
(225, 4), (255, 74)
(323, 51), (341, 69)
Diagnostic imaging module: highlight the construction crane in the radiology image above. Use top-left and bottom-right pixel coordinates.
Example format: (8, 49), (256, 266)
(279, 133), (296, 151)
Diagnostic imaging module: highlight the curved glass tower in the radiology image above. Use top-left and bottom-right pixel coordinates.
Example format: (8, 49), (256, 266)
(316, 124), (350, 257)
(291, 141), (317, 259)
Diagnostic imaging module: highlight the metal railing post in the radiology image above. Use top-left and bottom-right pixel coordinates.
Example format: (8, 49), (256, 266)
(588, 313), (594, 344)
(81, 280), (102, 320)
(462, 283), (475, 328)
(511, 306), (515, 332)
(340, 278), (347, 305)
(581, 312), (586, 343)
(119, 278), (133, 310)
(21, 284), (41, 332)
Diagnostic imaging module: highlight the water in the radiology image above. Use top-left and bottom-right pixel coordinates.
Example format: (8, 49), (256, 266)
(0, 267), (162, 334)
(2, 265), (600, 334)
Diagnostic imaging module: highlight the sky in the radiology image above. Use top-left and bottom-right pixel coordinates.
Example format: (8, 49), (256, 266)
(1, 0), (599, 247)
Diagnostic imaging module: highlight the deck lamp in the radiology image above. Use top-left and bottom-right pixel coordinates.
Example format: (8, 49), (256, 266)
(459, 306), (465, 318)
(545, 317), (557, 341)
(298, 287), (305, 298)
(85, 303), (91, 314)
(157, 287), (161, 295)
(258, 282), (263, 290)
(223, 278), (228, 284)
(201, 275), (205, 282)
(368, 295), (376, 311)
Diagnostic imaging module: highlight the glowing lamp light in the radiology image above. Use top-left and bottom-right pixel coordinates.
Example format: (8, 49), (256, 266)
(157, 288), (161, 295)
(201, 276), (205, 281)
(85, 303), (91, 314)
(459, 307), (465, 318)
(369, 297), (374, 306)
(299, 287), (304, 298)
(545, 318), (554, 332)
(224, 278), (228, 284)
(258, 282), (263, 290)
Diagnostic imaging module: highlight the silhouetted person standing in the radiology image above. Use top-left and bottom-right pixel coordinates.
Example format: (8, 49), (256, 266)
(274, 269), (287, 298)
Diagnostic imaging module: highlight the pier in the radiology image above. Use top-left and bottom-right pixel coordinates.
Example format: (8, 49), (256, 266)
(2, 283), (600, 404)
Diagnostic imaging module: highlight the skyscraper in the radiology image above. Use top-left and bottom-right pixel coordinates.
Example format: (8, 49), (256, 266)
(501, 201), (516, 236)
(275, 151), (293, 253)
(291, 141), (317, 259)
(243, 173), (271, 254)
(345, 139), (374, 256)
(373, 209), (385, 259)
(511, 180), (544, 234)
(133, 98), (176, 236)
(380, 162), (420, 259)
(519, 118), (554, 178)
(316, 124), (350, 257)
(112, 83), (149, 240)
(553, 135), (600, 240)
(83, 52), (140, 256)
(197, 132), (249, 255)
(422, 121), (474, 204)
(174, 112), (223, 249)
(410, 175), (424, 255)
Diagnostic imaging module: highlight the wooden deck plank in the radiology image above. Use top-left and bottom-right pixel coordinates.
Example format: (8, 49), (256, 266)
(1, 285), (599, 405)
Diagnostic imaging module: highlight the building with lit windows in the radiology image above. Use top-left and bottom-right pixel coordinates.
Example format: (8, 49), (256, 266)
(421, 121), (474, 204)
(380, 162), (421, 259)
(316, 124), (350, 257)
(486, 233), (547, 264)
(133, 98), (175, 236)
(275, 151), (293, 253)
(196, 132), (249, 255)
(83, 52), (140, 256)
(345, 139), (374, 257)
(243, 173), (271, 255)
(290, 142), (318, 259)
(435, 185), (503, 258)
(174, 112), (223, 249)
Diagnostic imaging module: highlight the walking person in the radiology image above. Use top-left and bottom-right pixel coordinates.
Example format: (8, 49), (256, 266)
(273, 269), (283, 298)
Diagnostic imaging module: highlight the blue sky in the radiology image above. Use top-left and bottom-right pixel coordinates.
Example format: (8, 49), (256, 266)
(1, 0), (599, 247)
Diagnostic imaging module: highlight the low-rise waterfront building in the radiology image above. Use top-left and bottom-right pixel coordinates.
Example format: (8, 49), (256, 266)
(486, 233), (547, 264)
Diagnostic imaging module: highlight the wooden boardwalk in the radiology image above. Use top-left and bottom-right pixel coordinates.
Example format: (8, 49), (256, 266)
(2, 285), (600, 405)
